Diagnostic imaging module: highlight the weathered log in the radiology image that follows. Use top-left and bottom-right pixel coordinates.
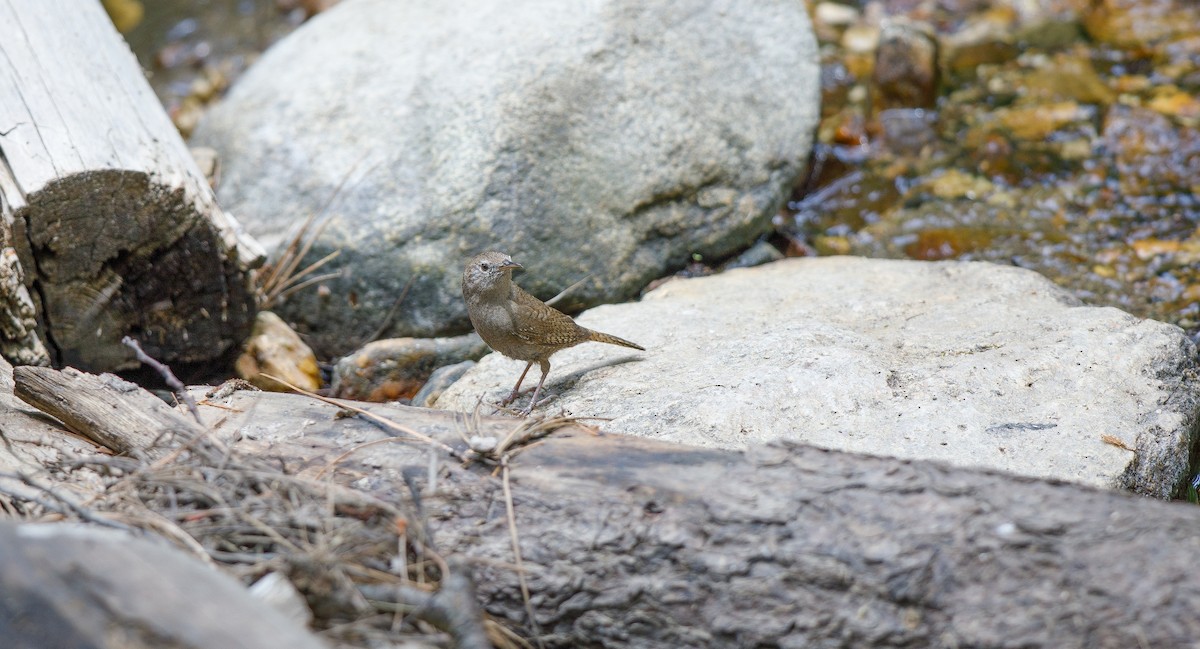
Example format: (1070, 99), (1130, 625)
(0, 0), (260, 371)
(0, 357), (110, 508)
(0, 246), (45, 366)
(11, 367), (1200, 648)
(12, 366), (202, 460)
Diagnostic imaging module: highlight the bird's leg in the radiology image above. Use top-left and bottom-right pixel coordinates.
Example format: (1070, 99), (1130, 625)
(499, 361), (534, 406)
(519, 360), (552, 416)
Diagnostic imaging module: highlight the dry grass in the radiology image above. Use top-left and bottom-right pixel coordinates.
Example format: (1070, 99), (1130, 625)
(6, 406), (540, 649)
(252, 161), (372, 309)
(0, 348), (588, 648)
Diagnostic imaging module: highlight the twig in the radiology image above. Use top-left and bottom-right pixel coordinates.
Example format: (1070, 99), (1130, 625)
(494, 413), (579, 457)
(261, 374), (464, 463)
(205, 379), (259, 400)
(195, 400), (243, 412)
(104, 507), (215, 565)
(367, 275), (415, 343)
(1100, 434), (1137, 452)
(121, 336), (201, 424)
(259, 162), (359, 301)
(258, 157), (379, 308)
(501, 455), (543, 647)
(271, 269), (343, 303)
(358, 558), (492, 649)
(544, 273), (592, 308)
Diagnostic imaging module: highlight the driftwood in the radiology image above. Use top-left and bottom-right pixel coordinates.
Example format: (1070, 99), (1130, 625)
(9, 366), (1200, 648)
(13, 366), (202, 460)
(0, 0), (259, 372)
(0, 360), (106, 508)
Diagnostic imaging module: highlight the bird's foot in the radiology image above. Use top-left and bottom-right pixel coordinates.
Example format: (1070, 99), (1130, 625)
(516, 393), (556, 416)
(497, 389), (525, 408)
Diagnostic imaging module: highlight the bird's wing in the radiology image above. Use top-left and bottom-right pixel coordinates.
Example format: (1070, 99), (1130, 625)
(509, 286), (585, 346)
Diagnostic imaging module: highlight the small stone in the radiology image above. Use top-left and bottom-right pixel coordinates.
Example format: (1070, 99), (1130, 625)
(330, 334), (488, 402)
(921, 169), (996, 200)
(468, 436), (498, 453)
(941, 17), (1019, 75)
(872, 19), (938, 110)
(878, 108), (938, 155)
(235, 311), (321, 392)
(721, 241), (784, 271)
(413, 360), (476, 408)
(842, 23), (880, 54)
(815, 2), (859, 27)
(248, 572), (313, 627)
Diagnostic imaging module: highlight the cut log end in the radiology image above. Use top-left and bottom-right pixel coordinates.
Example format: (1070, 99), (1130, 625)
(0, 0), (260, 372)
(11, 170), (256, 371)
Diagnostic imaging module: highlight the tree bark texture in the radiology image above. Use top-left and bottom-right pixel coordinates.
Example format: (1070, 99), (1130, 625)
(0, 0), (259, 372)
(9, 366), (1200, 649)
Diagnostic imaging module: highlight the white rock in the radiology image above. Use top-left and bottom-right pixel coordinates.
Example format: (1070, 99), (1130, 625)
(437, 257), (1197, 498)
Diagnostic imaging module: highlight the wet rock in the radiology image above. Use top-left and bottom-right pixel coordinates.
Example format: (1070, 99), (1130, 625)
(1019, 52), (1115, 105)
(940, 15), (1019, 76)
(994, 101), (1093, 141)
(841, 23), (880, 56)
(1013, 16), (1084, 50)
(194, 0), (820, 355)
(437, 257), (1198, 499)
(1103, 104), (1200, 198)
(1146, 85), (1200, 125)
(813, 1), (859, 42)
(872, 19), (939, 110)
(330, 335), (488, 402)
(1083, 0), (1200, 59)
(878, 107), (939, 155)
(235, 311), (321, 392)
(918, 168), (996, 200)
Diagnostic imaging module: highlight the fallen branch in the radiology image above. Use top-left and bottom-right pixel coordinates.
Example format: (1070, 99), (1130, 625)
(122, 336), (201, 423)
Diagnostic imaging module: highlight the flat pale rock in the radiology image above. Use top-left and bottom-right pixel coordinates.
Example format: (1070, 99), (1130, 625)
(437, 257), (1199, 498)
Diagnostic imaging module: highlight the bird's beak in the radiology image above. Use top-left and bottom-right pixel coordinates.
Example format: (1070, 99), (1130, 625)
(501, 259), (522, 271)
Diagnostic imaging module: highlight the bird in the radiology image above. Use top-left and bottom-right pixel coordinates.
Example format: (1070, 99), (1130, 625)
(461, 251), (644, 415)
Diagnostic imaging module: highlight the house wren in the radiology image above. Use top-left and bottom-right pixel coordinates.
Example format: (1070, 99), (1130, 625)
(462, 251), (644, 414)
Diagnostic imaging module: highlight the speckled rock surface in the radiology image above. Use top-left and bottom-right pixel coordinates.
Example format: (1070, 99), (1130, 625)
(193, 0), (820, 354)
(436, 257), (1199, 498)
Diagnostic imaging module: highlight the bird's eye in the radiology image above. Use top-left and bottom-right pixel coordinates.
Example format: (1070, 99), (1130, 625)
(480, 262), (490, 271)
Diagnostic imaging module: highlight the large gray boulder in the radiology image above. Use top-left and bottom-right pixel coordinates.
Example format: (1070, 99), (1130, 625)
(194, 0), (820, 354)
(436, 257), (1200, 499)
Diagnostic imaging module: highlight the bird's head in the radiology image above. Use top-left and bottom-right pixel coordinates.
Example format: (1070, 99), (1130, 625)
(463, 251), (522, 296)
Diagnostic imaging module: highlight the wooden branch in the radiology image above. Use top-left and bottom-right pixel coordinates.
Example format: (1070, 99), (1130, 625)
(358, 559), (492, 649)
(12, 367), (1200, 647)
(12, 366), (204, 459)
(0, 0), (260, 371)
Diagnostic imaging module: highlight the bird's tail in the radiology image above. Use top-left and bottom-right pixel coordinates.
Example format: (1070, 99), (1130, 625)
(586, 329), (645, 351)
